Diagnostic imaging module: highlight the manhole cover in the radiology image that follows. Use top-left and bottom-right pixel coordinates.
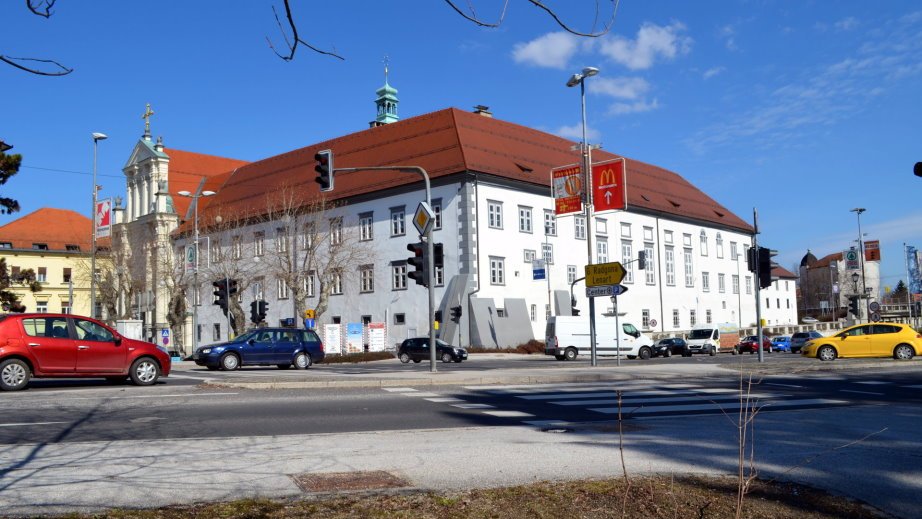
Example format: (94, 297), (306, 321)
(291, 471), (410, 493)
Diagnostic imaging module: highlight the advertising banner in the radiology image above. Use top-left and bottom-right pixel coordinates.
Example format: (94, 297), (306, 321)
(907, 246), (922, 296)
(323, 324), (342, 355)
(864, 240), (880, 261)
(592, 158), (627, 214)
(367, 322), (386, 352)
(551, 163), (583, 216)
(345, 323), (364, 353)
(95, 198), (112, 238)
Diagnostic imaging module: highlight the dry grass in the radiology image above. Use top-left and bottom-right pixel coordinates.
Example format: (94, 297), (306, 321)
(468, 340), (545, 355)
(54, 476), (881, 519)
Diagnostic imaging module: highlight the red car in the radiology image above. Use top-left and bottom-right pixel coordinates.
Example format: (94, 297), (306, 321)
(734, 335), (773, 354)
(0, 313), (171, 391)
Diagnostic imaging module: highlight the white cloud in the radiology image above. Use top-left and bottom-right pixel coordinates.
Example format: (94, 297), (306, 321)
(511, 32), (580, 69)
(703, 66), (725, 79)
(835, 17), (859, 31)
(598, 22), (691, 70)
(719, 24), (738, 51)
(608, 99), (659, 115)
(556, 123), (601, 142)
(587, 77), (650, 100)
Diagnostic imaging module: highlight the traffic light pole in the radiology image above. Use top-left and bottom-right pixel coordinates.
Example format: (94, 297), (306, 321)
(753, 208), (764, 364)
(334, 165), (437, 373)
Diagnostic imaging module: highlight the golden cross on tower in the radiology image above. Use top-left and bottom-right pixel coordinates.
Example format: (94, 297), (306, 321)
(141, 103), (155, 137)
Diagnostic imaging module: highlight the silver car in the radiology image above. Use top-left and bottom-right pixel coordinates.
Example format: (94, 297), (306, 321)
(790, 331), (823, 353)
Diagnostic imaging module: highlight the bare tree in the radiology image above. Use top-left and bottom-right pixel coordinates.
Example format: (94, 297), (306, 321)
(1, 1), (72, 76)
(0, 258), (40, 312)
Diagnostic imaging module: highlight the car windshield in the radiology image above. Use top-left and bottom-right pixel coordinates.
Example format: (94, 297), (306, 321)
(743, 336), (758, 341)
(688, 329), (713, 339)
(235, 330), (261, 343)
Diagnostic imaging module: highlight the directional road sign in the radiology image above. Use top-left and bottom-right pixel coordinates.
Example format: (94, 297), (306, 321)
(532, 259), (546, 280)
(585, 262), (626, 287)
(585, 285), (628, 298)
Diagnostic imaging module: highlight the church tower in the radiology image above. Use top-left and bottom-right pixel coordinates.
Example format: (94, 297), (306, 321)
(371, 57), (399, 127)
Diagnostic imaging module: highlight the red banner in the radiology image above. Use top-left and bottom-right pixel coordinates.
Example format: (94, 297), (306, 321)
(551, 164), (583, 216)
(592, 159), (626, 214)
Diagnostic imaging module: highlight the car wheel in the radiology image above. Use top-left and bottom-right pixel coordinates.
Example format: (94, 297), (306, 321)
(709, 347), (717, 357)
(664, 349), (672, 358)
(817, 345), (837, 362)
(399, 352), (411, 364)
(129, 357), (160, 386)
(638, 347), (652, 360)
(0, 358), (31, 391)
(554, 354), (566, 361)
(302, 353), (313, 369)
(220, 353), (240, 371)
(894, 344), (915, 361)
(564, 347), (577, 361)
(731, 347), (738, 355)
(441, 352), (453, 363)
(295, 352), (310, 369)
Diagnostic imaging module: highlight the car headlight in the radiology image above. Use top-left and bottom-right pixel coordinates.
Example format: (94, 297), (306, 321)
(201, 348), (212, 354)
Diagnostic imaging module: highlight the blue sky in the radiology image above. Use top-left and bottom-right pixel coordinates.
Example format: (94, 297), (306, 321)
(3, 1), (921, 291)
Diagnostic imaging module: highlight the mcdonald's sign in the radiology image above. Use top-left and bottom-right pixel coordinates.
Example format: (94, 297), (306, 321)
(551, 163), (583, 216)
(592, 158), (626, 213)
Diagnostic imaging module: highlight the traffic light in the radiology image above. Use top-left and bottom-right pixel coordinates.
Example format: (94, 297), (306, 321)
(914, 162), (922, 177)
(450, 305), (462, 322)
(249, 301), (260, 324)
(848, 296), (860, 317)
(406, 241), (429, 287)
(314, 149), (334, 192)
(257, 300), (269, 322)
(746, 247), (758, 273)
(433, 243), (444, 269)
(758, 247), (779, 289)
(637, 251), (646, 270)
(434, 310), (443, 322)
(213, 280), (229, 315)
(228, 279), (238, 298)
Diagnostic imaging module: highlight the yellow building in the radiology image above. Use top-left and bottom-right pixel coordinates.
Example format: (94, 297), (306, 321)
(0, 208), (95, 315)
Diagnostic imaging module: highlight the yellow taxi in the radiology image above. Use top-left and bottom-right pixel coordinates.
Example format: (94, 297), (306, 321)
(801, 323), (922, 361)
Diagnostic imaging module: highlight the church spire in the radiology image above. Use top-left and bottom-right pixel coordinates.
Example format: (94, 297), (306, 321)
(141, 103), (155, 140)
(373, 56), (399, 126)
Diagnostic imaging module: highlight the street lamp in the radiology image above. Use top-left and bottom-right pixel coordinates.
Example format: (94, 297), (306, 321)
(566, 66), (599, 366)
(90, 132), (107, 318)
(850, 208), (868, 300)
(852, 272), (860, 293)
(178, 189), (216, 352)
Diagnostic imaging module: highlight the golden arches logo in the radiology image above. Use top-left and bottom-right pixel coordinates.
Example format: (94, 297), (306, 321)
(597, 167), (618, 188)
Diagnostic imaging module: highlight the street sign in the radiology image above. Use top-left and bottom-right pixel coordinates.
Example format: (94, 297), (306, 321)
(95, 198), (112, 238)
(586, 285), (628, 297)
(185, 244), (196, 273)
(868, 301), (881, 312)
(870, 311), (881, 322)
(649, 318), (658, 327)
(591, 159), (626, 214)
(532, 259), (546, 280)
(864, 240), (880, 261)
(413, 202), (434, 236)
(551, 163), (583, 216)
(585, 262), (626, 287)
(304, 309), (315, 319)
(844, 249), (860, 270)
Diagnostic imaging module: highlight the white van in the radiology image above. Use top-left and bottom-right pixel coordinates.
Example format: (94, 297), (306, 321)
(545, 316), (656, 361)
(685, 323), (739, 356)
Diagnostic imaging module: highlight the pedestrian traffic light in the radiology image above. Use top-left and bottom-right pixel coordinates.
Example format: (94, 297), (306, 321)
(249, 300), (260, 324)
(746, 247), (758, 273)
(848, 296), (860, 317)
(314, 149), (334, 192)
(433, 243), (444, 269)
(257, 300), (269, 322)
(213, 280), (229, 315)
(758, 247), (779, 289)
(450, 305), (462, 322)
(406, 241), (429, 287)
(637, 251), (646, 270)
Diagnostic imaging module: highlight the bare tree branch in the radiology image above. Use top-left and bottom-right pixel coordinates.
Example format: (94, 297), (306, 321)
(0, 55), (72, 76)
(443, 0), (619, 37)
(27, 0), (56, 18)
(267, 0), (345, 62)
(442, 0), (510, 28)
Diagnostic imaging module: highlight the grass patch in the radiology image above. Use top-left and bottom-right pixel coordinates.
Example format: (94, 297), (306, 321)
(54, 475), (881, 518)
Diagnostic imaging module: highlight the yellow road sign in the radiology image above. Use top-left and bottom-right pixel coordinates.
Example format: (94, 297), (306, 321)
(304, 309), (315, 319)
(585, 262), (626, 287)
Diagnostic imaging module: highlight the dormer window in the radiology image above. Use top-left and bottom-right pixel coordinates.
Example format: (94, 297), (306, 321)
(65, 244), (81, 251)
(32, 243), (48, 250)
(0, 242), (11, 249)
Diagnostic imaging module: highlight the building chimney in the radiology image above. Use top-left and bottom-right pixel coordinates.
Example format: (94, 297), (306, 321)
(473, 105), (492, 118)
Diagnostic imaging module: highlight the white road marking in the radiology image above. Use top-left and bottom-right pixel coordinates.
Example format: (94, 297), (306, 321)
(450, 403), (494, 409)
(766, 382), (803, 388)
(903, 385), (922, 389)
(35, 392), (238, 402)
(425, 397), (464, 403)
(551, 392), (785, 406)
(855, 381), (889, 385)
(589, 398), (848, 415)
(516, 388), (738, 401)
(383, 387), (418, 392)
(466, 382), (695, 393)
(0, 422), (68, 428)
(522, 420), (573, 427)
(841, 389), (884, 395)
(401, 392), (440, 398)
(482, 410), (534, 418)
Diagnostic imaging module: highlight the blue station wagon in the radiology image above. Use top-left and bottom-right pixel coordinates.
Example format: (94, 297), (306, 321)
(193, 328), (325, 371)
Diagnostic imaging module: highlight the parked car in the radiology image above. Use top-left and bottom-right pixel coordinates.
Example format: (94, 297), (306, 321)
(398, 337), (468, 363)
(734, 335), (773, 354)
(193, 328), (324, 370)
(770, 335), (792, 352)
(790, 331), (824, 354)
(653, 338), (687, 357)
(801, 317), (819, 324)
(0, 313), (171, 391)
(801, 323), (922, 361)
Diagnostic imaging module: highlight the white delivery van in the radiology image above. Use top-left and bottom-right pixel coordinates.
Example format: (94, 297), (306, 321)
(684, 323), (739, 356)
(545, 316), (656, 361)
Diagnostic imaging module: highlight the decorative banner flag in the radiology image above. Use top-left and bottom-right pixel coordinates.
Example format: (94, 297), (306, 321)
(95, 198), (112, 238)
(863, 240), (880, 261)
(907, 245), (922, 296)
(551, 163), (583, 216)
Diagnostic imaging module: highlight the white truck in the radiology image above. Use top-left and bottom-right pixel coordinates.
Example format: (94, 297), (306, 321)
(683, 323), (740, 356)
(545, 316), (656, 361)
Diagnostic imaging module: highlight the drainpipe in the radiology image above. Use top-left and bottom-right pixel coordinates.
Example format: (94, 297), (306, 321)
(655, 216), (665, 333)
(466, 173), (481, 348)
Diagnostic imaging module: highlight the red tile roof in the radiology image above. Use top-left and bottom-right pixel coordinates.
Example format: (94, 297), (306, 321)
(162, 148), (248, 219)
(175, 108), (753, 235)
(810, 252), (843, 269)
(773, 266), (798, 279)
(0, 208), (93, 251)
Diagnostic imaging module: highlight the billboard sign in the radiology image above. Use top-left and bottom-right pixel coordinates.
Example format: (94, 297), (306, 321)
(844, 248), (860, 270)
(864, 240), (880, 261)
(907, 246), (922, 296)
(551, 163), (583, 216)
(592, 158), (627, 214)
(95, 198), (112, 238)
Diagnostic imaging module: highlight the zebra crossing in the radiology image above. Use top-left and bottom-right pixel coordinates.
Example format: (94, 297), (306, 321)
(384, 380), (852, 426)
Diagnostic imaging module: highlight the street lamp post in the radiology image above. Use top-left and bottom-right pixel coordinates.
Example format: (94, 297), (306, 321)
(851, 208), (867, 321)
(178, 189), (216, 353)
(566, 66), (599, 366)
(90, 132), (107, 319)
